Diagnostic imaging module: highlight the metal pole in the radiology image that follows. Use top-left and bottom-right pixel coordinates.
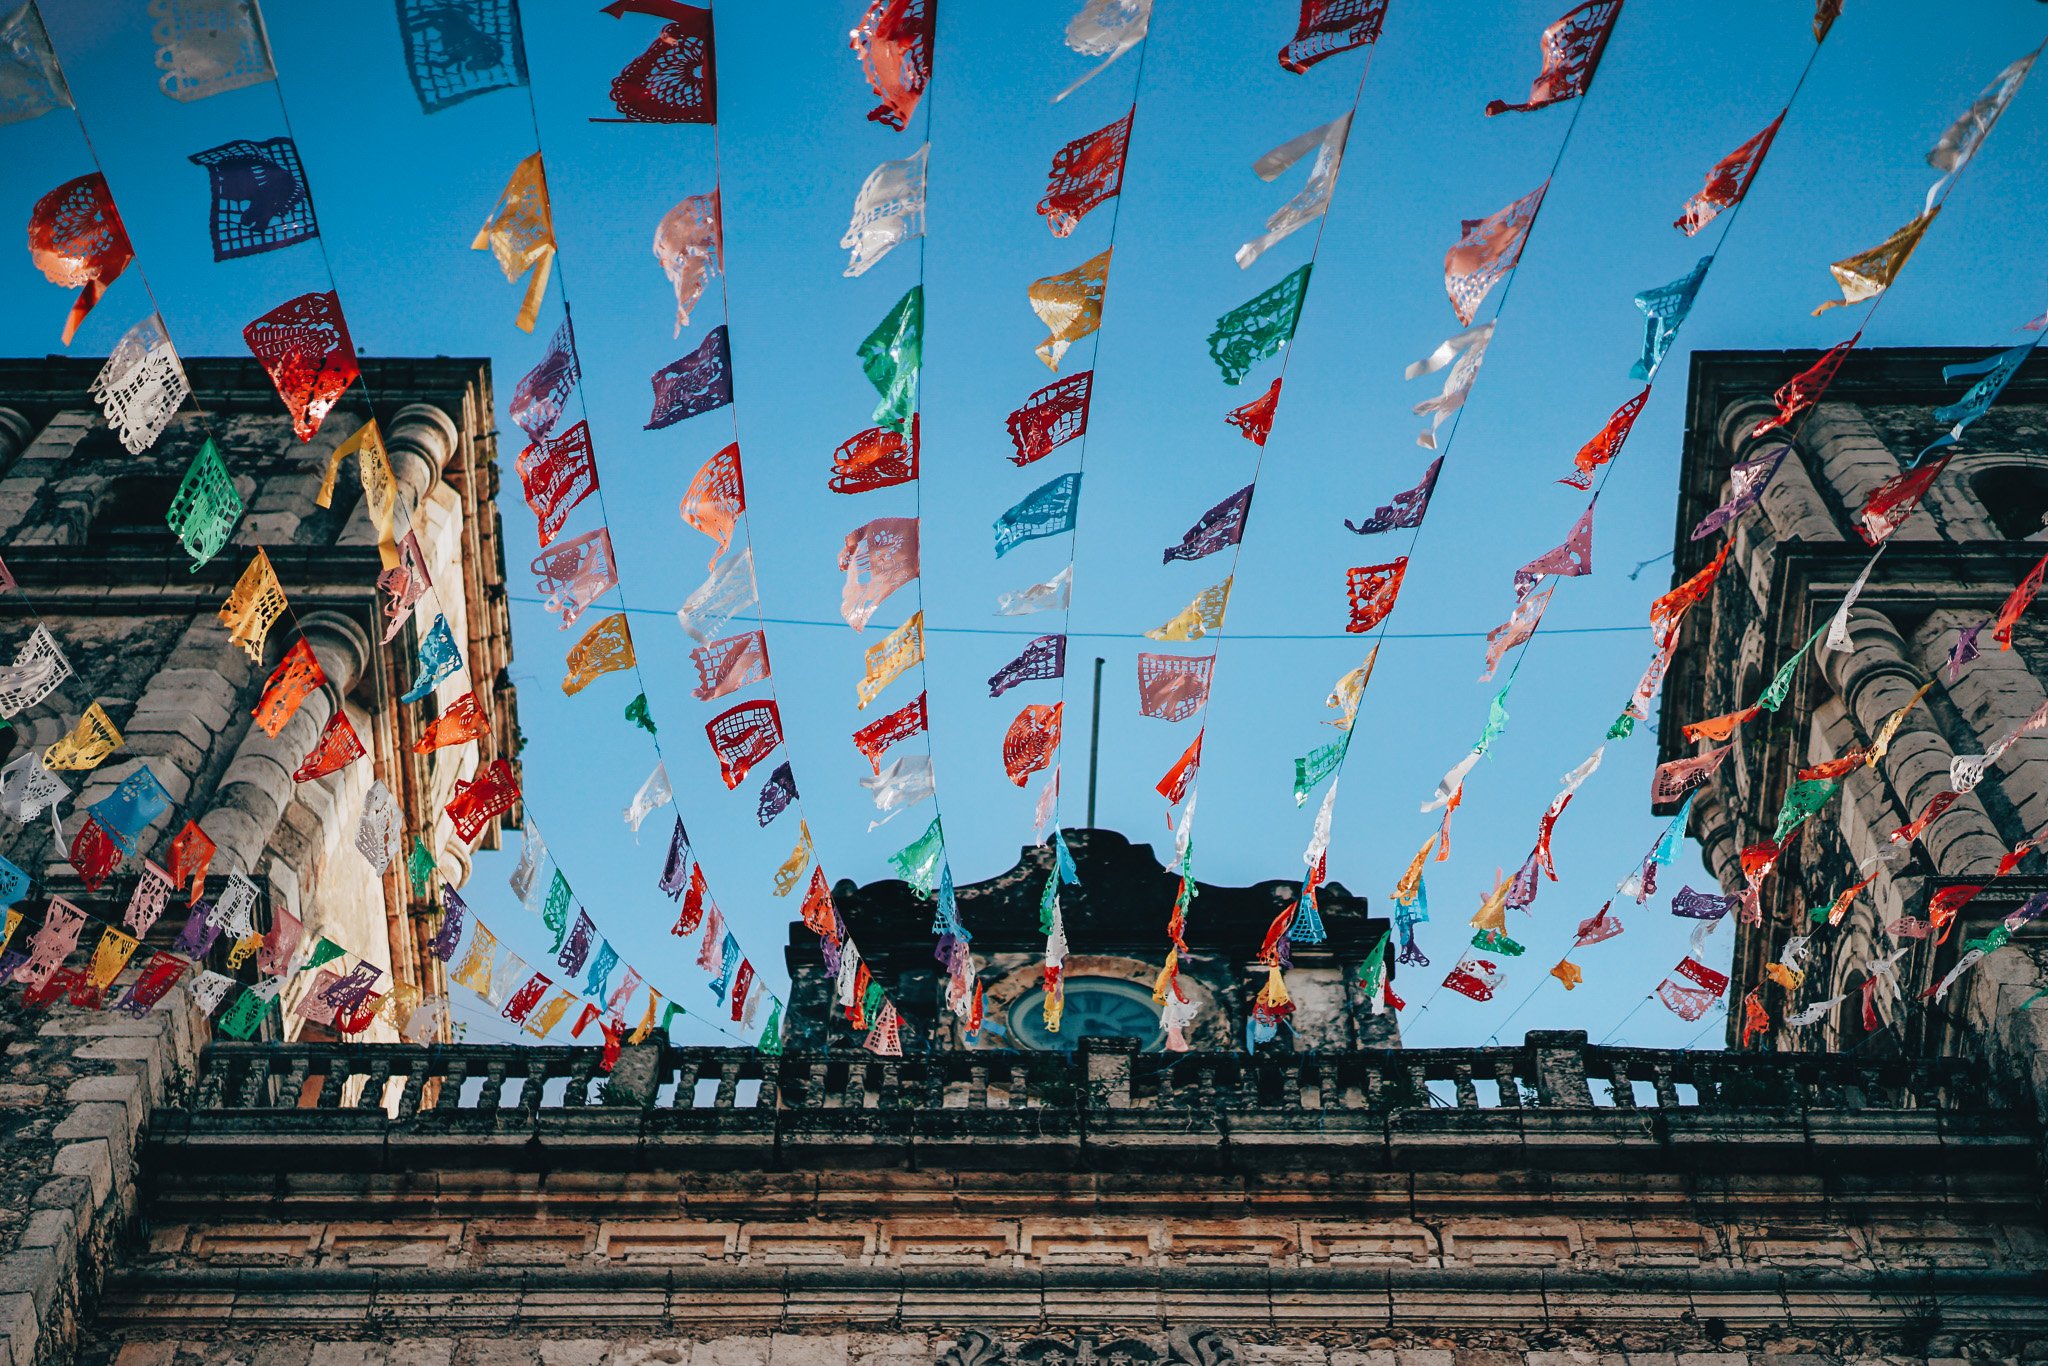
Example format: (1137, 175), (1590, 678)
(1087, 657), (1105, 828)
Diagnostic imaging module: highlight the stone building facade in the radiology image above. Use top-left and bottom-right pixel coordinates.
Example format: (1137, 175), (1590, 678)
(803, 829), (1397, 1053)
(0, 356), (518, 1041)
(7, 1005), (2043, 1366)
(2, 345), (2046, 1366)
(1657, 347), (2047, 1074)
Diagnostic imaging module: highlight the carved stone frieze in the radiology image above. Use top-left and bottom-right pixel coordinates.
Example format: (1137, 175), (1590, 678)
(940, 1330), (1237, 1366)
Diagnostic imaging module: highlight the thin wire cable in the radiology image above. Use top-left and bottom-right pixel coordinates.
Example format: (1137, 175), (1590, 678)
(1392, 36), (1828, 1041)
(21, 4), (774, 1041)
(1574, 39), (2047, 1052)
(1040, 22), (1156, 830)
(891, 14), (956, 900)
(1173, 44), (1382, 745)
(447, 10), (797, 1030)
(688, 0), (908, 1033)
(1254, 37), (1605, 1036)
(1595, 994), (1651, 1044)
(1121, 32), (1384, 1004)
(507, 596), (1649, 638)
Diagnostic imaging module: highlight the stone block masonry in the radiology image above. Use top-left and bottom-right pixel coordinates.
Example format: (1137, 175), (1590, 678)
(0, 997), (198, 1366)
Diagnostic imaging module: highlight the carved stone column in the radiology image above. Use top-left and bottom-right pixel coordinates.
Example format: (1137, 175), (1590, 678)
(335, 403), (456, 553)
(1716, 397), (1839, 545)
(0, 406), (31, 475)
(385, 403), (458, 516)
(1914, 608), (2048, 841)
(200, 611), (371, 876)
(1817, 607), (2004, 871)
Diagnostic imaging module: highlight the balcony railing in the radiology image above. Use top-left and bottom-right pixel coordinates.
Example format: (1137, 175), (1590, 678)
(172, 1030), (1998, 1120)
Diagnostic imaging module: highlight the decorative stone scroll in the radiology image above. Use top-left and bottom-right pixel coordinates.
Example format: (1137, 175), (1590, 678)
(935, 1329), (1239, 1366)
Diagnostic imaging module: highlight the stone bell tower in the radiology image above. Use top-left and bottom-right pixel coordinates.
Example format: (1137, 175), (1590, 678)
(1658, 345), (2048, 1079)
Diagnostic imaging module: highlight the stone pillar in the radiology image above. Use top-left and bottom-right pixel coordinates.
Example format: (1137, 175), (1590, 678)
(1914, 608), (2048, 840)
(1817, 608), (2004, 871)
(199, 611), (371, 877)
(1688, 788), (1746, 893)
(385, 403), (458, 518)
(1079, 1037), (1135, 1109)
(1716, 397), (1840, 546)
(0, 405), (31, 473)
(334, 403), (456, 553)
(1527, 1030), (1592, 1107)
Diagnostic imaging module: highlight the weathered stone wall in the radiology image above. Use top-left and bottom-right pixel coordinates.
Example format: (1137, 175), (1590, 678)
(0, 1006), (2029, 1364)
(71, 1327), (2048, 1366)
(67, 1032), (2045, 1361)
(1659, 348), (2048, 1069)
(0, 996), (197, 1366)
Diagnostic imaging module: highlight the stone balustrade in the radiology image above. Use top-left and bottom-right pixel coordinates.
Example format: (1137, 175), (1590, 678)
(171, 1030), (1996, 1124)
(74, 1022), (2046, 1359)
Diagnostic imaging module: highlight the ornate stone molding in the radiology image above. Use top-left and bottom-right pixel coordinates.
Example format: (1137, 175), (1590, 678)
(939, 1330), (1237, 1366)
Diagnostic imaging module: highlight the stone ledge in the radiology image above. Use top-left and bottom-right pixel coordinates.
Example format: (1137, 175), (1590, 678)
(113, 1212), (2044, 1279)
(68, 1331), (2048, 1366)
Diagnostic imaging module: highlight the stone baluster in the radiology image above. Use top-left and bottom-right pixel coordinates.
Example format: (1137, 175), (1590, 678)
(715, 1056), (743, 1109)
(965, 1062), (988, 1108)
(276, 1052), (310, 1106)
(397, 1057), (430, 1118)
(315, 1054), (347, 1108)
(1607, 1057), (1637, 1109)
(1450, 1062), (1477, 1110)
(1491, 1057), (1522, 1108)
(435, 1056), (469, 1110)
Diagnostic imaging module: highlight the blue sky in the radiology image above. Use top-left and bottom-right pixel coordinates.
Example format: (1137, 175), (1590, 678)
(8, 1), (2047, 1051)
